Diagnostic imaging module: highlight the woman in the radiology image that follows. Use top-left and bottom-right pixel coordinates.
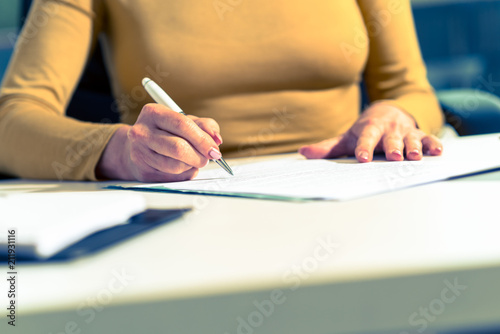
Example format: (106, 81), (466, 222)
(0, 0), (443, 181)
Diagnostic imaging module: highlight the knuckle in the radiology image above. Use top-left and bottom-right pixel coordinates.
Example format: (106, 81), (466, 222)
(140, 103), (157, 117)
(193, 118), (207, 128)
(170, 115), (191, 131)
(363, 120), (384, 135)
(363, 118), (378, 127)
(169, 139), (191, 158)
(128, 125), (147, 143)
(142, 104), (172, 123)
(386, 121), (399, 130)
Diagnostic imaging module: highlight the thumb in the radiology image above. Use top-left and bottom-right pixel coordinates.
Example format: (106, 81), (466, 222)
(299, 135), (347, 159)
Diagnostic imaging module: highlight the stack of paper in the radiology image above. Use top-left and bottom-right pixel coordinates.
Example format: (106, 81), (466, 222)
(111, 133), (500, 201)
(0, 191), (146, 259)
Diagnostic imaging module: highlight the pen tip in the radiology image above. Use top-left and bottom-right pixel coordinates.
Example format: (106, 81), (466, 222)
(213, 158), (234, 176)
(224, 164), (234, 176)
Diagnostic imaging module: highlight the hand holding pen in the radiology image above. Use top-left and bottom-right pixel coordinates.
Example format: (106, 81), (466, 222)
(95, 78), (232, 182)
(142, 78), (233, 176)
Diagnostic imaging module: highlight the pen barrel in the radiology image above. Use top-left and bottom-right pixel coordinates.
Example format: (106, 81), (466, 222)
(143, 79), (184, 114)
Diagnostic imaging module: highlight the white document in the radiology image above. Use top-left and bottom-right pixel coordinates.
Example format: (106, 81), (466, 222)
(120, 134), (500, 201)
(0, 191), (147, 258)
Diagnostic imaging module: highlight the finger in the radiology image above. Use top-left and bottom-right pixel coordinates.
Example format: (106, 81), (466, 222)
(135, 164), (199, 183)
(128, 145), (199, 182)
(143, 148), (202, 175)
(403, 131), (424, 161)
(142, 104), (221, 160)
(147, 130), (210, 168)
(192, 117), (223, 145)
(382, 133), (404, 161)
(354, 125), (383, 162)
(422, 135), (443, 156)
(186, 115), (199, 121)
(299, 135), (348, 159)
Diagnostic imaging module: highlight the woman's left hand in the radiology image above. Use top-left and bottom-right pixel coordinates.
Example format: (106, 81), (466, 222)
(299, 102), (443, 162)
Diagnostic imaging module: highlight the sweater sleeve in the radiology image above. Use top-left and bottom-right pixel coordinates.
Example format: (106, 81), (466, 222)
(357, 0), (444, 135)
(0, 0), (122, 180)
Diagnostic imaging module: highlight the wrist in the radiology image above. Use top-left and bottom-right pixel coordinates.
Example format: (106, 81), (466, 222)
(95, 125), (133, 180)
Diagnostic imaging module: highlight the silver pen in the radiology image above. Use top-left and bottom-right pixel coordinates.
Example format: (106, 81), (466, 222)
(142, 77), (233, 176)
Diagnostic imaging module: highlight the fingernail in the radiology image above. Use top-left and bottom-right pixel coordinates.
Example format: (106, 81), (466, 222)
(435, 146), (443, 153)
(214, 132), (223, 145)
(358, 151), (369, 161)
(408, 149), (420, 157)
(391, 149), (402, 158)
(209, 148), (222, 160)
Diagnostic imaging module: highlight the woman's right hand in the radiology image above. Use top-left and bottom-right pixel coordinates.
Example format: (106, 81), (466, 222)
(96, 103), (223, 182)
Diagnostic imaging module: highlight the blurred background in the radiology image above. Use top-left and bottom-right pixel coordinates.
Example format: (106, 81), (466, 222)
(0, 0), (20, 80)
(412, 0), (500, 95)
(1, 0), (500, 96)
(1, 0), (500, 137)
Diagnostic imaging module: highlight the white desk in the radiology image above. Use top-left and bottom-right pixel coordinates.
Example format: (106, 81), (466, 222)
(1, 153), (500, 334)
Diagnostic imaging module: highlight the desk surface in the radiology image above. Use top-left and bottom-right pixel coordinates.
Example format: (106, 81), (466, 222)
(1, 152), (500, 334)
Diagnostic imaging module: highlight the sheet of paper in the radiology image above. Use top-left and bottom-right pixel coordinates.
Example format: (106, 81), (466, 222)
(112, 134), (500, 201)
